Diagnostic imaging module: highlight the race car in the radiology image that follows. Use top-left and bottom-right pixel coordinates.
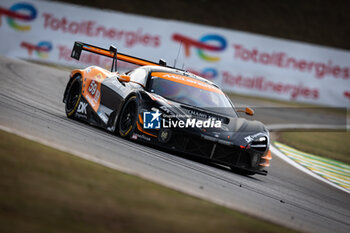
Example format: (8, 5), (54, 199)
(63, 41), (271, 175)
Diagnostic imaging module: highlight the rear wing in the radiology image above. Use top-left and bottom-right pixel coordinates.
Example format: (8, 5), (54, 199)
(71, 41), (167, 72)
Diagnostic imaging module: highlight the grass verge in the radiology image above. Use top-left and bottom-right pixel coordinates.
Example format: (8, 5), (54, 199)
(0, 130), (298, 233)
(278, 132), (350, 164)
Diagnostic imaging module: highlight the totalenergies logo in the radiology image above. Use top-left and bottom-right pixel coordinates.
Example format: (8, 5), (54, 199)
(21, 41), (52, 58)
(188, 68), (218, 81)
(201, 68), (218, 80)
(0, 2), (37, 31)
(172, 33), (227, 62)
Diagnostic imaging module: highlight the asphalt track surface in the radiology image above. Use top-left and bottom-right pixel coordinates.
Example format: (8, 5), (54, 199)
(0, 56), (349, 233)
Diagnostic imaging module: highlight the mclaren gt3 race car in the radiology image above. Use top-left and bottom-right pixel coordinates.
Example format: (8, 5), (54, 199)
(63, 42), (271, 175)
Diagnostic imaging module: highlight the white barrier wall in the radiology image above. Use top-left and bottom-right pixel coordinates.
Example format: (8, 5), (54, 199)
(1, 0), (349, 107)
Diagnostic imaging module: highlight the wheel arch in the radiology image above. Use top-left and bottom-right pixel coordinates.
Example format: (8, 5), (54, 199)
(112, 92), (141, 134)
(63, 70), (84, 103)
(64, 74), (84, 118)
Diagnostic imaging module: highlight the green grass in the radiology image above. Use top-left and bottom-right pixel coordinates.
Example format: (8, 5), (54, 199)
(278, 132), (350, 164)
(0, 130), (298, 233)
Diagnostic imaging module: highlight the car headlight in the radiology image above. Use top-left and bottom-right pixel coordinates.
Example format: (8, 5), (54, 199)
(250, 136), (268, 151)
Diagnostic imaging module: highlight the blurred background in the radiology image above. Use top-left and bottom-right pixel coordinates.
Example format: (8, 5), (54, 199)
(1, 2), (350, 233)
(1, 0), (349, 107)
(59, 0), (350, 50)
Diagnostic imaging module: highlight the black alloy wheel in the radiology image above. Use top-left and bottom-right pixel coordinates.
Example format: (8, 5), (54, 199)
(118, 96), (138, 137)
(65, 75), (82, 118)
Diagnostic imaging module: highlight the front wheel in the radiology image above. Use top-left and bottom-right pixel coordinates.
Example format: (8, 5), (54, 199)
(65, 75), (82, 119)
(118, 96), (138, 138)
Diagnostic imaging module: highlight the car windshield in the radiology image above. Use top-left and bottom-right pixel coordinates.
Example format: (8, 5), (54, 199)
(148, 72), (236, 116)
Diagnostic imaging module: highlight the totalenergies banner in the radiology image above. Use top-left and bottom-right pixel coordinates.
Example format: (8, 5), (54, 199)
(1, 0), (350, 107)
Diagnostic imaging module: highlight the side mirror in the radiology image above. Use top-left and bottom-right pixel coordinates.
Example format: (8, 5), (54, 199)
(245, 107), (254, 116)
(119, 75), (130, 83)
(237, 107), (254, 116)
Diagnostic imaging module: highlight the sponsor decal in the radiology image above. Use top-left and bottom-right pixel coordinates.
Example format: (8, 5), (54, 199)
(85, 79), (100, 108)
(158, 129), (171, 143)
(132, 133), (151, 141)
(162, 118), (221, 129)
(181, 108), (225, 123)
(0, 2), (37, 31)
(172, 33), (227, 62)
(184, 109), (212, 119)
(159, 105), (173, 115)
(88, 80), (97, 95)
(344, 91), (350, 101)
(75, 112), (87, 119)
(85, 94), (95, 107)
(42, 13), (160, 48)
(142, 110), (222, 129)
(152, 72), (223, 94)
(244, 133), (263, 143)
(222, 71), (319, 100)
(187, 67), (218, 81)
(85, 67), (92, 74)
(232, 44), (350, 80)
(143, 110), (161, 129)
(77, 101), (87, 114)
(201, 68), (218, 80)
(57, 44), (114, 67)
(93, 89), (100, 103)
(94, 73), (104, 81)
(20, 41), (52, 58)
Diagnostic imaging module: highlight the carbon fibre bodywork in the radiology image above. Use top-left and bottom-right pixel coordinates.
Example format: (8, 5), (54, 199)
(63, 41), (271, 175)
(63, 64), (271, 175)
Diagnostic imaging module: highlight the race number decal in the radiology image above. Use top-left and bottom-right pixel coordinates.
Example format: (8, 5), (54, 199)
(88, 80), (97, 95)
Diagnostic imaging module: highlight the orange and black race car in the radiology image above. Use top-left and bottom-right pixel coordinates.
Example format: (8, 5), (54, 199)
(63, 41), (271, 175)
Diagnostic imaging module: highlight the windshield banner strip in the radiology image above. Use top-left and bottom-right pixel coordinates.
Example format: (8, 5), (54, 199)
(151, 72), (224, 94)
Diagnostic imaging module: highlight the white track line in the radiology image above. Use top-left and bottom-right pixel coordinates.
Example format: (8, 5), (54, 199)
(270, 144), (350, 194)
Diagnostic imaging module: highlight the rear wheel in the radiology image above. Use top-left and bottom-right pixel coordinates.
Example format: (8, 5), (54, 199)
(118, 96), (138, 138)
(65, 75), (82, 119)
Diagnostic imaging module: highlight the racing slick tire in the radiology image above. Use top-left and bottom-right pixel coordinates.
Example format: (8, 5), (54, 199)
(65, 75), (82, 119)
(118, 96), (138, 138)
